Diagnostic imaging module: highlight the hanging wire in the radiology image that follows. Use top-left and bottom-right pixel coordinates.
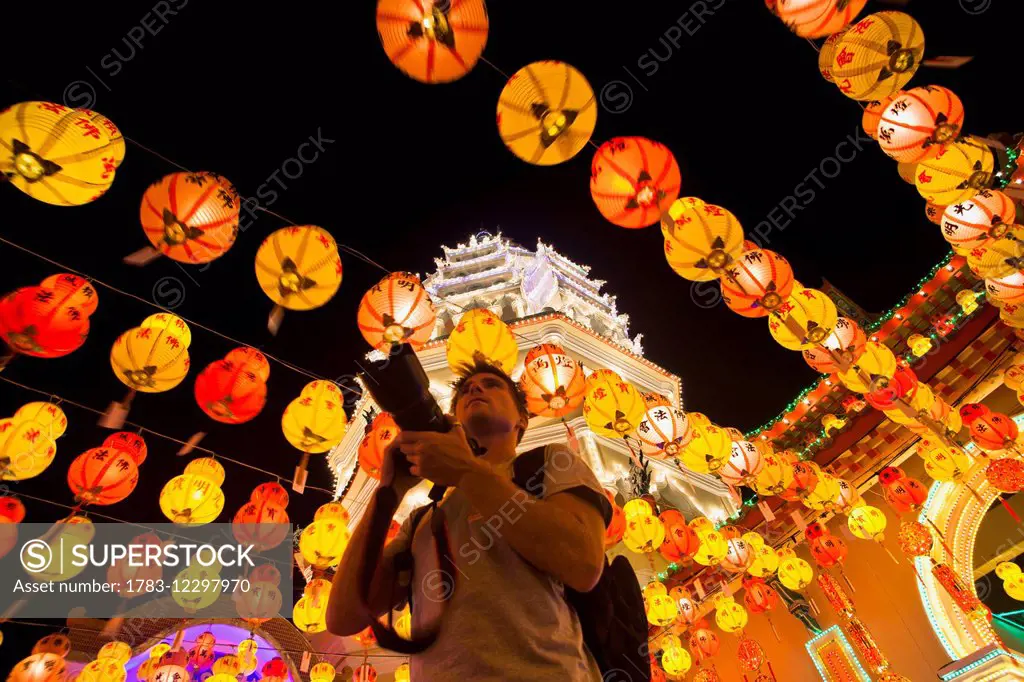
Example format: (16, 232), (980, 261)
(0, 374), (369, 504)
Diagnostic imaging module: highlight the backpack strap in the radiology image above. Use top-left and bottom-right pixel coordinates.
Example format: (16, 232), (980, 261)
(391, 503), (434, 613)
(512, 445), (613, 527)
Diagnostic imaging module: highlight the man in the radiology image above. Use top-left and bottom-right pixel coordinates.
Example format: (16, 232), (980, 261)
(328, 360), (610, 681)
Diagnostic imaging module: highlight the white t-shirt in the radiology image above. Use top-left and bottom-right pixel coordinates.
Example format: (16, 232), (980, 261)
(386, 443), (607, 681)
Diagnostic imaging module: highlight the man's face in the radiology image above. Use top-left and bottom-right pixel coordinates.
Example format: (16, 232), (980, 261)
(453, 372), (525, 438)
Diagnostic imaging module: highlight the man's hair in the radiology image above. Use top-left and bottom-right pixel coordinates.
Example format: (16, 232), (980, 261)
(450, 359), (531, 443)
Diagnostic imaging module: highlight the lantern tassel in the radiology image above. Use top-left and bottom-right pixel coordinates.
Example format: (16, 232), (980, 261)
(99, 390), (135, 429)
(177, 431), (207, 456)
(809, 596), (820, 616)
(292, 453), (310, 494)
(123, 245), (162, 266)
(562, 418), (579, 454)
(268, 305), (285, 336)
(767, 613), (781, 642)
(999, 495), (1021, 523)
(879, 539), (900, 565)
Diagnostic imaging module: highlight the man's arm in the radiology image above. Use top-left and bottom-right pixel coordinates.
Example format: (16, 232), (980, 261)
(457, 466), (606, 592)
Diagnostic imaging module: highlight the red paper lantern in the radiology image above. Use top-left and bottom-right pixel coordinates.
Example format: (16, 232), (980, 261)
(689, 624), (720, 662)
(986, 458), (1024, 493)
(358, 272), (437, 351)
(102, 432), (147, 465)
(720, 249), (795, 317)
(39, 274), (98, 317)
(809, 534), (848, 569)
(0, 286), (89, 358)
(805, 521), (828, 541)
(519, 344), (586, 418)
(359, 412), (400, 480)
(878, 466), (904, 487)
(897, 519), (934, 557)
(261, 658), (288, 681)
(67, 447), (139, 505)
(353, 663), (377, 682)
(776, 0), (868, 38)
(651, 665), (666, 682)
(744, 579), (780, 614)
(863, 364), (917, 410)
(252, 482), (290, 507)
(659, 509), (700, 562)
(877, 86), (964, 163)
(926, 202), (946, 225)
(189, 632), (217, 670)
(590, 137), (681, 228)
(194, 357), (268, 424)
(736, 636), (766, 673)
(233, 494), (290, 551)
(959, 403), (990, 425)
(883, 476), (928, 514)
(0, 496), (26, 523)
(969, 410), (1018, 451)
(140, 171), (240, 264)
(779, 461), (820, 501)
(224, 347), (271, 382)
(802, 317), (866, 373)
(605, 490), (626, 548)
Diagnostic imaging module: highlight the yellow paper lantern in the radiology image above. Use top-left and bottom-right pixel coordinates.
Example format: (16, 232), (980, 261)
(8, 654), (67, 682)
(151, 665), (189, 682)
(643, 581), (668, 601)
(661, 202), (745, 282)
(748, 543), (780, 578)
(768, 287), (838, 350)
(693, 529), (728, 566)
(679, 421), (731, 475)
(299, 516), (351, 568)
(838, 341), (897, 393)
(957, 289), (981, 315)
(96, 642), (131, 666)
(148, 645), (170, 662)
(623, 515), (665, 554)
(110, 326), (190, 393)
(13, 402), (67, 439)
(172, 562), (222, 613)
(646, 594), (678, 626)
(446, 308), (518, 375)
(309, 664), (335, 682)
(777, 550), (814, 591)
(996, 562), (1021, 581)
(255, 226), (342, 311)
(140, 313), (192, 349)
(1005, 574), (1024, 601)
(206, 675), (236, 682)
(293, 578), (331, 633)
(832, 12), (925, 101)
(916, 140), (995, 206)
(715, 597), (749, 633)
(848, 504), (887, 541)
(885, 382), (935, 426)
(282, 381), (348, 454)
(0, 101), (121, 206)
(24, 516), (94, 582)
(583, 369), (645, 438)
(159, 467), (225, 525)
(211, 657), (240, 677)
(77, 660), (124, 682)
(623, 499), (653, 521)
(919, 441), (972, 483)
(0, 418), (58, 481)
(689, 516), (716, 537)
(966, 228), (1024, 281)
(661, 647), (692, 677)
(184, 457), (226, 487)
(496, 61), (597, 166)
(907, 333), (933, 357)
(393, 664), (410, 682)
(136, 660), (154, 682)
(804, 472), (842, 511)
(32, 634), (70, 657)
(753, 454), (795, 497)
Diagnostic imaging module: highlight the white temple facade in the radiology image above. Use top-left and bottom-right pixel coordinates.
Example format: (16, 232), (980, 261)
(328, 232), (737, 529)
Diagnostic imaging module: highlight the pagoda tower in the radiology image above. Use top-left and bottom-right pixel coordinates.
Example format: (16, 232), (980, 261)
(328, 231), (737, 531)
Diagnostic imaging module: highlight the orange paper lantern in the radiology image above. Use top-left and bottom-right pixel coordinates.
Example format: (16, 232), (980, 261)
(67, 447), (139, 505)
(590, 137), (681, 229)
(877, 86), (964, 163)
(376, 0), (489, 84)
(720, 249), (795, 317)
(519, 344), (586, 418)
(140, 172), (240, 264)
(358, 412), (399, 480)
(802, 316), (866, 373)
(358, 272), (437, 351)
(777, 0), (868, 38)
(861, 93), (900, 141)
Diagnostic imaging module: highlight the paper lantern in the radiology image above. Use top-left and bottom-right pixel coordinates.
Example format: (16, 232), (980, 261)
(780, 461), (820, 501)
(357, 272), (437, 351)
(969, 410), (1019, 451)
(877, 86), (964, 163)
(916, 140), (995, 206)
(661, 647), (692, 677)
(804, 472), (842, 511)
(777, 0), (867, 38)
(110, 326), (190, 393)
(715, 597), (748, 633)
(967, 228), (1024, 280)
(358, 412), (399, 480)
(623, 498), (653, 520)
(861, 93), (899, 141)
(172, 562), (222, 613)
(140, 172), (240, 264)
(159, 459), (225, 525)
(140, 313), (192, 349)
(39, 273), (98, 316)
(670, 586), (698, 626)
(185, 456), (226, 486)
(883, 476), (928, 514)
(32, 635), (70, 658)
(446, 308), (518, 374)
(660, 511), (701, 562)
(719, 440), (764, 487)
(0, 101), (121, 205)
(282, 381), (348, 453)
(897, 520), (933, 558)
(8, 654), (68, 682)
(636, 393), (691, 458)
(721, 537), (755, 573)
(838, 341), (896, 392)
(940, 189), (1017, 250)
(194, 358), (267, 424)
(919, 441), (972, 483)
(753, 454), (795, 496)
(745, 580), (780, 617)
(833, 478), (862, 514)
(255, 226), (342, 310)
(67, 447), (139, 505)
(393, 664), (409, 682)
(605, 492), (626, 548)
(693, 528), (728, 566)
(926, 202), (948, 226)
(720, 249), (795, 318)
(864, 364), (917, 410)
(24, 515), (93, 583)
(848, 504), (887, 540)
(96, 642), (131, 666)
(689, 626), (720, 662)
(102, 431), (146, 465)
(293, 578), (331, 633)
(376, 0), (488, 84)
(623, 515), (665, 554)
(583, 369), (645, 438)
(662, 202), (745, 281)
(0, 496), (25, 525)
(188, 633), (217, 671)
(233, 493), (290, 551)
(819, 29), (846, 82)
(309, 663), (335, 682)
(496, 61), (597, 166)
(768, 287), (839, 350)
(898, 162), (919, 185)
(0, 418), (58, 481)
(679, 421), (731, 475)
(0, 286), (90, 358)
(809, 534), (848, 568)
(300, 515), (351, 568)
(832, 13), (925, 101)
(13, 402), (67, 441)
(353, 665), (376, 682)
(591, 137), (681, 229)
(647, 593), (678, 626)
(519, 344), (585, 418)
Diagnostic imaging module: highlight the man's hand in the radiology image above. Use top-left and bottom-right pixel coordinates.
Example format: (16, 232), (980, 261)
(396, 422), (492, 488)
(379, 437), (421, 496)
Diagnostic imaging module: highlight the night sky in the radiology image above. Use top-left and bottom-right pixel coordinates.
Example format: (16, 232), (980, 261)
(0, 0), (1021, 657)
